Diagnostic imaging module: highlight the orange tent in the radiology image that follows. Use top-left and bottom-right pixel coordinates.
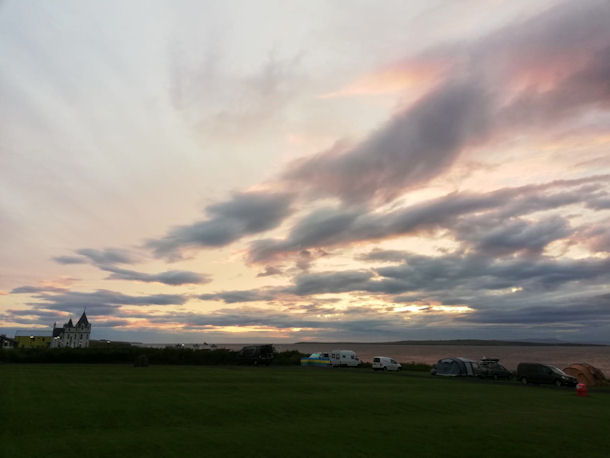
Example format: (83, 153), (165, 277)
(563, 363), (608, 386)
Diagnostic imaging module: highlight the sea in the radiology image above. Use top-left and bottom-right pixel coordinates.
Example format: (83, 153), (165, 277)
(220, 343), (610, 375)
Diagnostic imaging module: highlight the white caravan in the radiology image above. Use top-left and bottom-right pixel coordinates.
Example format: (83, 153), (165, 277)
(330, 350), (361, 367)
(372, 356), (402, 371)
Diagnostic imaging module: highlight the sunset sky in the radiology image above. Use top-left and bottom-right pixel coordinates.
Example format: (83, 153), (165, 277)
(2, 0), (609, 344)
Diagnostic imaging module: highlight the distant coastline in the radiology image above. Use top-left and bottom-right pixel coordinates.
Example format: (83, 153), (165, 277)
(293, 339), (608, 347)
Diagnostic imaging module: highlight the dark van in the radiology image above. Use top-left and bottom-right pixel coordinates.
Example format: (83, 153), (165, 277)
(517, 363), (578, 387)
(238, 344), (275, 365)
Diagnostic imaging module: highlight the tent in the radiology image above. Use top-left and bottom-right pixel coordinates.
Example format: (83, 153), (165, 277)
(300, 352), (332, 367)
(563, 363), (608, 386)
(433, 357), (478, 377)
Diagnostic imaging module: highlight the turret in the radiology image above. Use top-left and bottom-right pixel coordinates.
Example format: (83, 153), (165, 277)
(76, 311), (90, 328)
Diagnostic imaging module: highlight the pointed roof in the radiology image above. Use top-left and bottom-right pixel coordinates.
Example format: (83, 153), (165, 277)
(65, 318), (74, 328)
(77, 311), (89, 327)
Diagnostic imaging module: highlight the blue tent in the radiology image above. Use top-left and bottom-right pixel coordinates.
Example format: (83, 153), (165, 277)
(433, 357), (478, 376)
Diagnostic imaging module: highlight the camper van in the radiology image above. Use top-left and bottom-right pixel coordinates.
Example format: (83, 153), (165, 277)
(330, 350), (361, 367)
(372, 356), (401, 371)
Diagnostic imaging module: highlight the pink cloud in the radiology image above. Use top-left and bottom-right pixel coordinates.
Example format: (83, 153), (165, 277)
(319, 59), (449, 99)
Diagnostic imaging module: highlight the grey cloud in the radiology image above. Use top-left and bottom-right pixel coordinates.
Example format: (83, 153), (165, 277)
(357, 249), (408, 263)
(455, 216), (571, 256)
(147, 191), (294, 259)
(257, 266), (283, 277)
(76, 248), (135, 265)
(285, 80), (491, 203)
(579, 221), (610, 253)
(249, 177), (608, 262)
(53, 247), (209, 286)
(461, 294), (610, 325)
(11, 285), (67, 294)
(284, 270), (374, 296)
(495, 45), (610, 132)
(248, 206), (359, 262)
(101, 266), (210, 286)
(199, 290), (274, 304)
(375, 254), (610, 296)
(4, 307), (129, 328)
(273, 252), (610, 299)
(588, 193), (610, 210)
(91, 319), (132, 328)
(6, 308), (69, 323)
(286, 208), (359, 246)
(53, 256), (87, 265)
(147, 1), (610, 261)
(26, 289), (189, 316)
(282, 1), (610, 204)
(295, 250), (312, 271)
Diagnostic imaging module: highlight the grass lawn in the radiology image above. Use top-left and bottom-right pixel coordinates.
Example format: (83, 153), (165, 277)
(1, 364), (608, 457)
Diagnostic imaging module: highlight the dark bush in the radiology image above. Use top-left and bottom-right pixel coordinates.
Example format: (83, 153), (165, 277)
(400, 361), (434, 372)
(133, 354), (149, 367)
(270, 350), (306, 366)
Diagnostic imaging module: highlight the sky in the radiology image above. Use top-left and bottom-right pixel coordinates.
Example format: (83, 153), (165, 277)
(1, 0), (610, 344)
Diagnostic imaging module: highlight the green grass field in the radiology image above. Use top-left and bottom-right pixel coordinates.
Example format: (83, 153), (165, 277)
(2, 365), (608, 457)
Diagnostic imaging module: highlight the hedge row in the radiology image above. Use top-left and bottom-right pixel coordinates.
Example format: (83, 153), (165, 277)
(0, 347), (306, 366)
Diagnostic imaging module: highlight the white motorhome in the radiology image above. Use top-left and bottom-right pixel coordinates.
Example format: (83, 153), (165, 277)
(330, 350), (361, 367)
(372, 356), (401, 371)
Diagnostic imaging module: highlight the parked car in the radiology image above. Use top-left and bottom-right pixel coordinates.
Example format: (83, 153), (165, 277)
(238, 344), (275, 365)
(372, 356), (401, 371)
(517, 362), (578, 386)
(478, 357), (512, 380)
(330, 350), (361, 367)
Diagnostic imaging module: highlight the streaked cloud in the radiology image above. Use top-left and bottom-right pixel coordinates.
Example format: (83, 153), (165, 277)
(101, 266), (210, 286)
(147, 191), (294, 259)
(75, 248), (136, 265)
(283, 1), (610, 204)
(248, 176), (609, 262)
(199, 290), (275, 304)
(286, 79), (491, 203)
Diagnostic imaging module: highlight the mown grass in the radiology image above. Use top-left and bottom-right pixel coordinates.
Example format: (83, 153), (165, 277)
(1, 364), (608, 457)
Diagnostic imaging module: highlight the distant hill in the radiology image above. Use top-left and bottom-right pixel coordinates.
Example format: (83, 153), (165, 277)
(294, 339), (607, 347)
